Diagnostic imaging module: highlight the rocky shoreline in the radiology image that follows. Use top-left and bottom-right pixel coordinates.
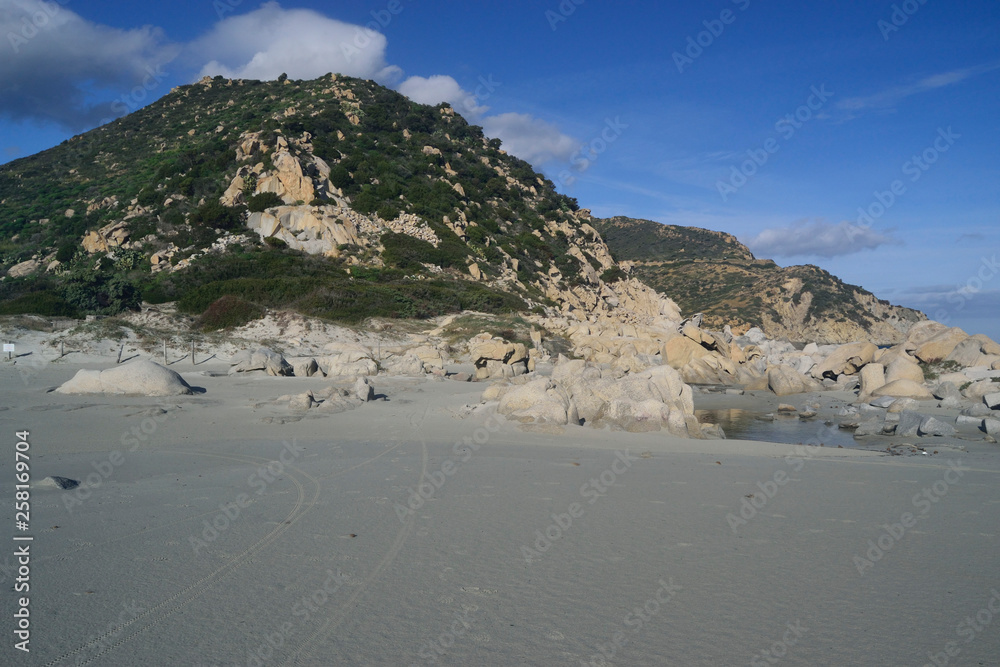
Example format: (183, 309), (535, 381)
(8, 303), (997, 454)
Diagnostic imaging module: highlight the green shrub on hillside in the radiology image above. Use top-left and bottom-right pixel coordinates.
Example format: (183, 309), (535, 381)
(601, 267), (627, 283)
(0, 292), (80, 318)
(196, 295), (266, 330)
(247, 192), (284, 212)
(61, 270), (141, 315)
(189, 201), (246, 230)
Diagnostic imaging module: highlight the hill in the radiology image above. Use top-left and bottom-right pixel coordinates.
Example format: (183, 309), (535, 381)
(594, 216), (924, 345)
(0, 73), (640, 328)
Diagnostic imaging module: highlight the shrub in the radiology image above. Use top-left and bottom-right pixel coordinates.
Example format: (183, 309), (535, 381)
(0, 292), (80, 318)
(55, 243), (76, 263)
(466, 225), (488, 245)
(197, 295), (266, 331)
(247, 192), (284, 212)
(162, 210), (185, 227)
(381, 232), (435, 271)
(176, 277), (323, 315)
(329, 165), (352, 190)
(189, 201), (246, 230)
(601, 267), (627, 283)
(377, 204), (400, 221)
(113, 248), (146, 272)
(61, 271), (142, 315)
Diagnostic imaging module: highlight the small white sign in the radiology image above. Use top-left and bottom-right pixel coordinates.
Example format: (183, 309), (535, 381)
(3, 344), (14, 352)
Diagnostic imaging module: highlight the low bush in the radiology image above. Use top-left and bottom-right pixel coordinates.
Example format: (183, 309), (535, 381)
(197, 295), (266, 330)
(247, 192), (284, 212)
(601, 267), (627, 283)
(0, 292), (80, 318)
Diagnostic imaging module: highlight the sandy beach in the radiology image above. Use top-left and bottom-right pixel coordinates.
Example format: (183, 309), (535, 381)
(2, 351), (998, 667)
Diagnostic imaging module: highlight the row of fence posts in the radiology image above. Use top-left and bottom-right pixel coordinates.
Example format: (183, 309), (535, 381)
(118, 340), (199, 364)
(4, 340), (201, 365)
(45, 340), (201, 364)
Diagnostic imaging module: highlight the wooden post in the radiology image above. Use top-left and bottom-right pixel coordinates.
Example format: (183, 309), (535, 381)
(163, 340), (167, 365)
(116, 343), (124, 364)
(191, 340), (195, 365)
(60, 341), (65, 358)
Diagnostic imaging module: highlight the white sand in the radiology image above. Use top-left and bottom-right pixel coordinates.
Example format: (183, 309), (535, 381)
(2, 356), (999, 666)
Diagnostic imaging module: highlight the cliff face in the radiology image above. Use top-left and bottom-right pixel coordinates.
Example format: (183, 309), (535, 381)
(594, 216), (925, 345)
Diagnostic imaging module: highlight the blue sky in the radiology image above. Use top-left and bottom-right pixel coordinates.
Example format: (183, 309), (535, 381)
(2, 0), (999, 340)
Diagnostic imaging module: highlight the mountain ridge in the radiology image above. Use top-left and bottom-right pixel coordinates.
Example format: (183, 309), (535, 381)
(594, 216), (925, 345)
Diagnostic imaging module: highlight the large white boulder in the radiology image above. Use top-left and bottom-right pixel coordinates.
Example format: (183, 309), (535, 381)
(885, 357), (924, 385)
(872, 379), (934, 401)
(768, 365), (820, 397)
(859, 363), (886, 397)
(496, 378), (575, 426)
(57, 360), (193, 396)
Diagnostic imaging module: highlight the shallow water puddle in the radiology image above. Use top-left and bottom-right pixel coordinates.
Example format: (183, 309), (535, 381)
(695, 408), (858, 448)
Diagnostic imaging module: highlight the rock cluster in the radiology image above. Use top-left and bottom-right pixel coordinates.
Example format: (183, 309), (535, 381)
(82, 220), (131, 254)
(275, 378), (377, 415)
(483, 357), (706, 438)
(469, 335), (532, 380)
(229, 348), (294, 376)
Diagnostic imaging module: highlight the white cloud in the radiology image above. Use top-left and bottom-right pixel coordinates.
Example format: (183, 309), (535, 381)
(187, 4), (577, 166)
(480, 113), (577, 164)
(0, 1), (579, 169)
(0, 0), (177, 129)
(743, 220), (895, 258)
(395, 79), (578, 165)
(398, 75), (489, 118)
(188, 2), (396, 82)
(900, 286), (1000, 319)
(838, 62), (1000, 113)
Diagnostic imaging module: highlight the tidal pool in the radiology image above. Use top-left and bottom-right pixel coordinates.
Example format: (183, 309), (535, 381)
(695, 408), (859, 448)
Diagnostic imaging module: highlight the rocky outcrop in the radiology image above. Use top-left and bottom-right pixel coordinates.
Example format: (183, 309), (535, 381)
(469, 335), (530, 380)
(229, 347), (293, 376)
(247, 205), (363, 256)
(810, 342), (877, 380)
(275, 381), (377, 415)
(485, 357), (705, 437)
(319, 348), (379, 377)
(82, 220), (130, 254)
